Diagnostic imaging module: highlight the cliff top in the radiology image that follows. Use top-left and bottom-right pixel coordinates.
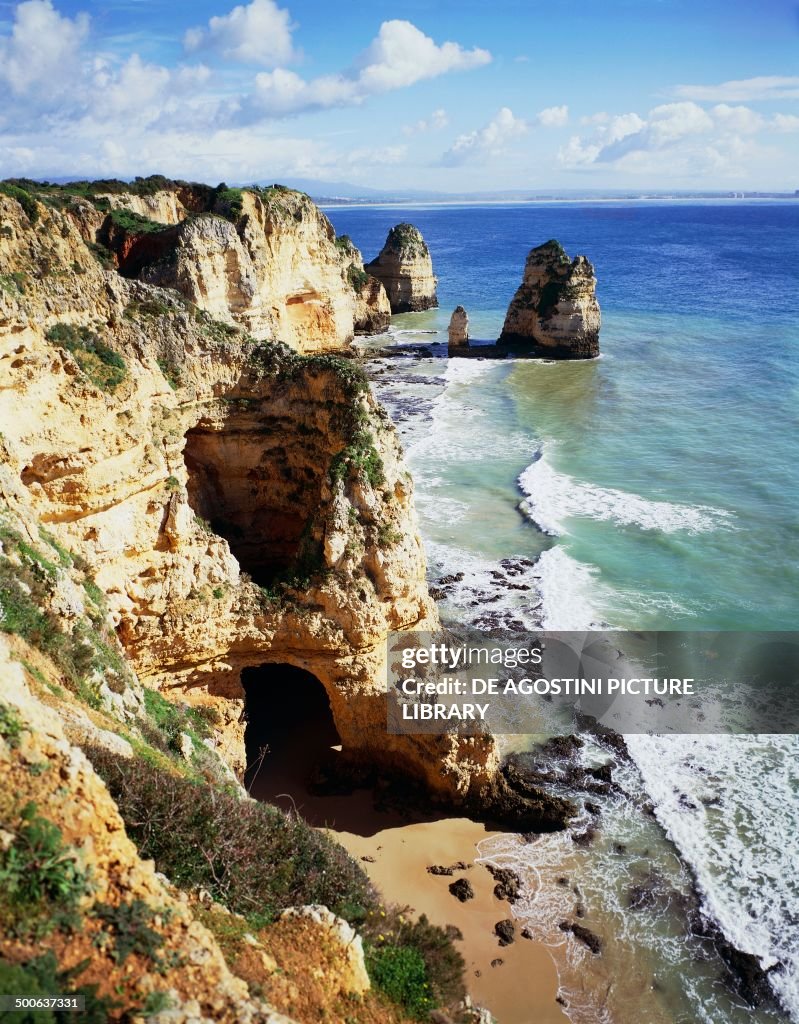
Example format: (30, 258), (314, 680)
(382, 222), (430, 258)
(0, 177), (314, 230)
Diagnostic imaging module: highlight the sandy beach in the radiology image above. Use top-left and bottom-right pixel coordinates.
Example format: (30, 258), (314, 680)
(244, 706), (567, 1022)
(332, 817), (568, 1024)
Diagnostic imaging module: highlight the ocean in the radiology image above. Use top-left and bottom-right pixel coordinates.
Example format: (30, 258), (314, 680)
(327, 200), (799, 1023)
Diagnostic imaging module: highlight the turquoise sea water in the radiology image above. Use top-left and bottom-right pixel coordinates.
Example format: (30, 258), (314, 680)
(328, 201), (799, 632)
(328, 202), (799, 1023)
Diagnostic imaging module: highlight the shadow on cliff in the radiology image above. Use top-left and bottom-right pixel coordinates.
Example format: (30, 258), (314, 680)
(242, 663), (431, 836)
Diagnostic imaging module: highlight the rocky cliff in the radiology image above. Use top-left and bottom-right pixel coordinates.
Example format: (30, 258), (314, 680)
(498, 240), (600, 359)
(0, 177), (389, 355)
(0, 183), (502, 802)
(365, 224), (438, 313)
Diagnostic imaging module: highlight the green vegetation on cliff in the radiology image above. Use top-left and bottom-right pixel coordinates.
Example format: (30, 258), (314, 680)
(45, 323), (127, 392)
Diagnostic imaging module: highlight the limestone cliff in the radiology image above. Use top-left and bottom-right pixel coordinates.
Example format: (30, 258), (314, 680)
(0, 177), (388, 355)
(498, 240), (600, 359)
(0, 185), (498, 803)
(365, 224), (438, 313)
(334, 234), (391, 335)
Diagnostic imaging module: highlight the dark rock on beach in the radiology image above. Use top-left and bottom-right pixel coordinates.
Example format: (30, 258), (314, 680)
(484, 864), (522, 903)
(494, 919), (516, 946)
(449, 878), (475, 902)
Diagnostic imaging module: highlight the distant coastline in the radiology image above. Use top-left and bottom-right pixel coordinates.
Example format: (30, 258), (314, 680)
(318, 194), (799, 209)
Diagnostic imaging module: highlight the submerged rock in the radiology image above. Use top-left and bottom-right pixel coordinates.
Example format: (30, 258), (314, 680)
(366, 223), (438, 313)
(448, 305), (469, 349)
(498, 239), (600, 359)
(559, 920), (602, 954)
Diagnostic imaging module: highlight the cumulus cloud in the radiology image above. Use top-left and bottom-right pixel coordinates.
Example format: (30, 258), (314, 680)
(535, 105), (568, 127)
(403, 108), (449, 136)
(558, 100), (796, 180)
(672, 75), (799, 102)
(248, 20), (490, 116)
(0, 0), (89, 99)
(185, 0), (296, 66)
(773, 113), (799, 133)
(710, 104), (763, 135)
(441, 107), (527, 166)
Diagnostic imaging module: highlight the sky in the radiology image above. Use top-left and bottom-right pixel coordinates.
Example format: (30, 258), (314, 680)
(0, 0), (798, 192)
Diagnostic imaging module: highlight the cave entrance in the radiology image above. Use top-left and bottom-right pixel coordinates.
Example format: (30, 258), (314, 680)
(183, 422), (321, 586)
(241, 663), (342, 817)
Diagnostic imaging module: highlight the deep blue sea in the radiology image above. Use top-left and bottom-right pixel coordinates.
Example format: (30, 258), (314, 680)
(327, 201), (799, 1024)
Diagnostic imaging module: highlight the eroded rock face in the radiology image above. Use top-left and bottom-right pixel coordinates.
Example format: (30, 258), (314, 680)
(448, 305), (469, 349)
(0, 189), (500, 804)
(498, 240), (600, 359)
(365, 223), (438, 313)
(137, 190), (372, 353)
(334, 234), (390, 335)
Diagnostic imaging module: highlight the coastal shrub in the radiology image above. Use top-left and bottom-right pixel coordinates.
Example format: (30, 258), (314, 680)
(92, 899), (165, 965)
(0, 271), (28, 294)
(213, 186), (244, 221)
(347, 264), (369, 292)
(366, 945), (431, 1018)
(85, 749), (377, 927)
(0, 703), (25, 747)
(0, 952), (116, 1024)
(87, 242), (115, 269)
(125, 298), (172, 319)
(0, 522), (132, 704)
(45, 323), (126, 392)
(0, 803), (90, 939)
(139, 688), (212, 756)
(0, 183), (39, 223)
(107, 207), (164, 235)
(329, 429), (384, 488)
(362, 909), (465, 1015)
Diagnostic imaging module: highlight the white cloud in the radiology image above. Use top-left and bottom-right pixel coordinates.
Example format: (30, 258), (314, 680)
(185, 0), (296, 67)
(535, 105), (568, 127)
(248, 19), (490, 116)
(91, 54), (171, 119)
(0, 0), (88, 98)
(403, 108), (449, 136)
(558, 100), (796, 181)
(672, 75), (799, 102)
(442, 107), (527, 165)
(356, 20), (490, 92)
(773, 113), (799, 133)
(711, 104), (763, 135)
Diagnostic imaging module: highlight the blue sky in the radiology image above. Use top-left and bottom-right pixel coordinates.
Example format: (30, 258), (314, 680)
(0, 0), (797, 190)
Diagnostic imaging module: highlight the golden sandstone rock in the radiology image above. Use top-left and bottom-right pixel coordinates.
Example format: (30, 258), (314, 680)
(498, 239), (600, 359)
(365, 223), (438, 313)
(0, 185), (497, 798)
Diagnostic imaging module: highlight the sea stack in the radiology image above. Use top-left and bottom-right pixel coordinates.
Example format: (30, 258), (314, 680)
(365, 223), (438, 313)
(498, 240), (600, 359)
(448, 305), (469, 350)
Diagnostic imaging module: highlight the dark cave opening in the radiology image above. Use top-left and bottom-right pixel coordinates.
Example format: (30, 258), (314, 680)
(241, 663), (342, 814)
(183, 422), (322, 586)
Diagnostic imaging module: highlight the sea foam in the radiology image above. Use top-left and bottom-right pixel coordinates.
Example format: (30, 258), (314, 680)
(518, 449), (733, 537)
